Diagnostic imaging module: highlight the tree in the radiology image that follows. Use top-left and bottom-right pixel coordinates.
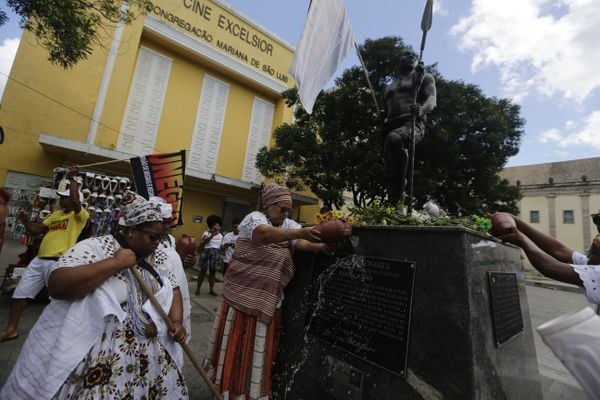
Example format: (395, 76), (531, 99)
(415, 78), (523, 214)
(257, 36), (523, 214)
(1, 0), (152, 68)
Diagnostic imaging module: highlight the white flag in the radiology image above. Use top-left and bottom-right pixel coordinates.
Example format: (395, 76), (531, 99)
(289, 0), (355, 114)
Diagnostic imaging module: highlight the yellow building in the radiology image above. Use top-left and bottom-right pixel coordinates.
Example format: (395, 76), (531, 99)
(501, 157), (600, 269)
(0, 0), (319, 238)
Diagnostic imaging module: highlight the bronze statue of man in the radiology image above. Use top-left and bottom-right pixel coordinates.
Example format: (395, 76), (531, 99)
(383, 49), (437, 204)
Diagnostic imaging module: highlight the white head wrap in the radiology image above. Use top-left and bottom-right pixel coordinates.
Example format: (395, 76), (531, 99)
(121, 191), (162, 226)
(149, 196), (173, 219)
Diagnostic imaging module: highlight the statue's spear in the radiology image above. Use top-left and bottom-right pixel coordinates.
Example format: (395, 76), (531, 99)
(406, 0), (433, 215)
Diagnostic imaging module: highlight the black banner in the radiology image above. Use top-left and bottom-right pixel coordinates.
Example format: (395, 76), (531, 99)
(130, 150), (186, 225)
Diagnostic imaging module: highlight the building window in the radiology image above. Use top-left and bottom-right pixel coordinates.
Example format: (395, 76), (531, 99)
(563, 210), (574, 224)
(530, 211), (540, 223)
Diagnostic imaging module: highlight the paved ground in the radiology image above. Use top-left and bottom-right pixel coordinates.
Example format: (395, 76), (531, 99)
(527, 285), (591, 399)
(0, 239), (593, 399)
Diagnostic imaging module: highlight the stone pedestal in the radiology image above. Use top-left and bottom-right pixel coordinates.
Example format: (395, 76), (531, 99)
(272, 226), (543, 400)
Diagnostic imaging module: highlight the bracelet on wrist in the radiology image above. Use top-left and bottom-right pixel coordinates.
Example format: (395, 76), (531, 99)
(283, 229), (289, 241)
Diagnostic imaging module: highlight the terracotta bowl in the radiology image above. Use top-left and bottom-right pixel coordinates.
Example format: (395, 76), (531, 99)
(489, 213), (516, 237)
(176, 234), (197, 265)
(315, 218), (353, 243)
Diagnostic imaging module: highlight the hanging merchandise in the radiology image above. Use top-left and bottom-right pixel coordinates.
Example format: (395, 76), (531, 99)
(3, 171), (54, 239)
(117, 177), (130, 194)
(109, 178), (118, 194)
(84, 172), (95, 190)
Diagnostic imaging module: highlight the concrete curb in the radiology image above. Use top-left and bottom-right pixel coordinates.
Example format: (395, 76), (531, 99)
(524, 278), (583, 294)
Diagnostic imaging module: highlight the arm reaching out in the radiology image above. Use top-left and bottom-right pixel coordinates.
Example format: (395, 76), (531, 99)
(252, 224), (321, 244)
(488, 212), (574, 263)
(498, 226), (582, 286)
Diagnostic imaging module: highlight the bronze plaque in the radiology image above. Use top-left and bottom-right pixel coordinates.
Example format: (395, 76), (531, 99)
(488, 271), (523, 346)
(307, 256), (416, 377)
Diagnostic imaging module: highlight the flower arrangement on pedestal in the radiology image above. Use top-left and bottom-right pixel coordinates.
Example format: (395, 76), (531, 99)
(346, 201), (493, 234)
(313, 200), (494, 235)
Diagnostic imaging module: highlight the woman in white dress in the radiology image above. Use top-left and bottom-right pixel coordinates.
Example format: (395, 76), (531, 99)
(1, 191), (189, 400)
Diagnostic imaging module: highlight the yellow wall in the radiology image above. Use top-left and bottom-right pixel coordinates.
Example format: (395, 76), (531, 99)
(299, 204), (322, 224)
(93, 21), (146, 149)
(0, 27), (118, 180)
(518, 196), (549, 232)
(171, 189), (225, 238)
(555, 195), (584, 252)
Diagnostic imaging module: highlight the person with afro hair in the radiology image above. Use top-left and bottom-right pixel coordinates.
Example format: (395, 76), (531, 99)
(194, 214), (223, 296)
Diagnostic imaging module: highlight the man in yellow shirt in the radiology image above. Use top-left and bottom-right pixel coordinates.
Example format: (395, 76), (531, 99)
(0, 166), (89, 342)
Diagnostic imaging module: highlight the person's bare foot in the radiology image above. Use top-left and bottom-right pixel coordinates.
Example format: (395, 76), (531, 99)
(0, 329), (18, 342)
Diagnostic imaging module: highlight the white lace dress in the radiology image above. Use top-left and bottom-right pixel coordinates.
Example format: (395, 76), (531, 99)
(1, 235), (188, 400)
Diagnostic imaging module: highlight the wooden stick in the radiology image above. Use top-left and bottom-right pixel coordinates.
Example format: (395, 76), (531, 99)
(78, 157), (132, 168)
(130, 267), (224, 400)
(354, 42), (381, 115)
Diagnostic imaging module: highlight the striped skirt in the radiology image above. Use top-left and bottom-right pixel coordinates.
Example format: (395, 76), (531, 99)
(204, 302), (280, 399)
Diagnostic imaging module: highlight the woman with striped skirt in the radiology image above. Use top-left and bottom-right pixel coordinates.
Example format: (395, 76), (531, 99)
(204, 183), (330, 399)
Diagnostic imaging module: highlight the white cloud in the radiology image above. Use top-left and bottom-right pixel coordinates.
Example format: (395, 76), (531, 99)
(564, 120), (577, 130)
(537, 128), (562, 143)
(434, 0), (448, 17)
(451, 0), (600, 102)
(535, 110), (600, 150)
(0, 37), (20, 100)
(560, 110), (600, 147)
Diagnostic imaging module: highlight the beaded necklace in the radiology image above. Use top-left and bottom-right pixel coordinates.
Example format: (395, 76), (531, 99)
(125, 265), (160, 337)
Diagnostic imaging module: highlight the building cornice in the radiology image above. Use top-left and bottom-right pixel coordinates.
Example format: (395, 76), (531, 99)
(143, 16), (288, 95)
(518, 183), (600, 197)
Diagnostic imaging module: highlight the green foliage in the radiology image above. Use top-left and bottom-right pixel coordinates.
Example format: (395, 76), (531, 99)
(257, 36), (523, 214)
(349, 201), (493, 234)
(3, 0), (152, 68)
(415, 77), (523, 214)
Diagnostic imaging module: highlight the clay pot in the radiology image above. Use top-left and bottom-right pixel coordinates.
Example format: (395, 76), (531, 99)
(489, 213), (516, 237)
(315, 218), (352, 243)
(176, 234), (197, 267)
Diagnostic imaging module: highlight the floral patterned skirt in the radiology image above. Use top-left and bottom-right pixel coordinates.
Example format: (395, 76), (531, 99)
(52, 315), (188, 400)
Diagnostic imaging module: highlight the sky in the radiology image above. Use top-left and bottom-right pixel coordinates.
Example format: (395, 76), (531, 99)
(1, 0), (599, 167)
